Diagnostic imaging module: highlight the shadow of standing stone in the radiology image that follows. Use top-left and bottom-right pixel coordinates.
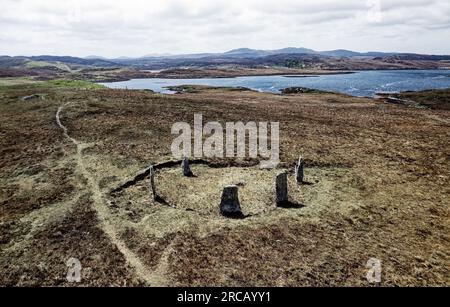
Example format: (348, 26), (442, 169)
(149, 165), (157, 201)
(220, 185), (244, 219)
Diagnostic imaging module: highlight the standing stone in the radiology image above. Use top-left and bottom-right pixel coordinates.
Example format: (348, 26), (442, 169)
(182, 156), (193, 177)
(149, 166), (157, 201)
(276, 171), (289, 205)
(220, 185), (242, 218)
(295, 156), (305, 184)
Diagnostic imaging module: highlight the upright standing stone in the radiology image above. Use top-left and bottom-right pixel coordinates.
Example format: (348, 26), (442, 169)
(182, 156), (193, 177)
(276, 171), (289, 205)
(149, 165), (157, 201)
(220, 185), (242, 217)
(295, 156), (305, 184)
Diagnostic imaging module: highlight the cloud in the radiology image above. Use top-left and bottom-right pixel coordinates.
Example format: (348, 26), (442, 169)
(0, 0), (449, 57)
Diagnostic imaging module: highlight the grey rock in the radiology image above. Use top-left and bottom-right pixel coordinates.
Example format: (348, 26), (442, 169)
(295, 156), (305, 184)
(182, 156), (193, 177)
(276, 171), (288, 205)
(22, 94), (41, 101)
(220, 185), (243, 218)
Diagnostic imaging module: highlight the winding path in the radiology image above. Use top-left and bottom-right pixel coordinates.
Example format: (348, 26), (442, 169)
(56, 103), (168, 286)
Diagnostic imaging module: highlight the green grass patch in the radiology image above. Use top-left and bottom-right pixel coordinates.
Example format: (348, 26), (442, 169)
(44, 79), (106, 89)
(0, 78), (105, 93)
(24, 60), (72, 72)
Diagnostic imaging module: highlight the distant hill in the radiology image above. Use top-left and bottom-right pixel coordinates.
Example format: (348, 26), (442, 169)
(133, 47), (401, 59)
(223, 48), (270, 57)
(1, 47), (450, 76)
(109, 48), (450, 70)
(29, 55), (120, 67)
(85, 55), (108, 60)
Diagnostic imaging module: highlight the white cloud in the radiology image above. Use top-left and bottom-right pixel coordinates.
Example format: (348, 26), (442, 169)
(0, 0), (449, 57)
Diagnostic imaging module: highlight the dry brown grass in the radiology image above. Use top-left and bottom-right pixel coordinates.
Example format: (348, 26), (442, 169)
(0, 83), (448, 286)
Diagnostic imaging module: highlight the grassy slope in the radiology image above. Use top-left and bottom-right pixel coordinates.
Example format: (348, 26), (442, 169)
(396, 89), (450, 110)
(0, 78), (105, 90)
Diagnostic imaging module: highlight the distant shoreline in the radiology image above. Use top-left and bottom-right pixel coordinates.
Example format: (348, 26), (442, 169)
(100, 69), (450, 98)
(95, 68), (450, 83)
(95, 69), (357, 83)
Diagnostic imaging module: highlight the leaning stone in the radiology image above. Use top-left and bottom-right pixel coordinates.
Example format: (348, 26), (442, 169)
(149, 166), (157, 201)
(181, 157), (193, 177)
(220, 185), (243, 218)
(295, 156), (305, 184)
(276, 171), (289, 205)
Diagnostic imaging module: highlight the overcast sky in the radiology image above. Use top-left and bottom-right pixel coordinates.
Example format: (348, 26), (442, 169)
(1, 0), (449, 57)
